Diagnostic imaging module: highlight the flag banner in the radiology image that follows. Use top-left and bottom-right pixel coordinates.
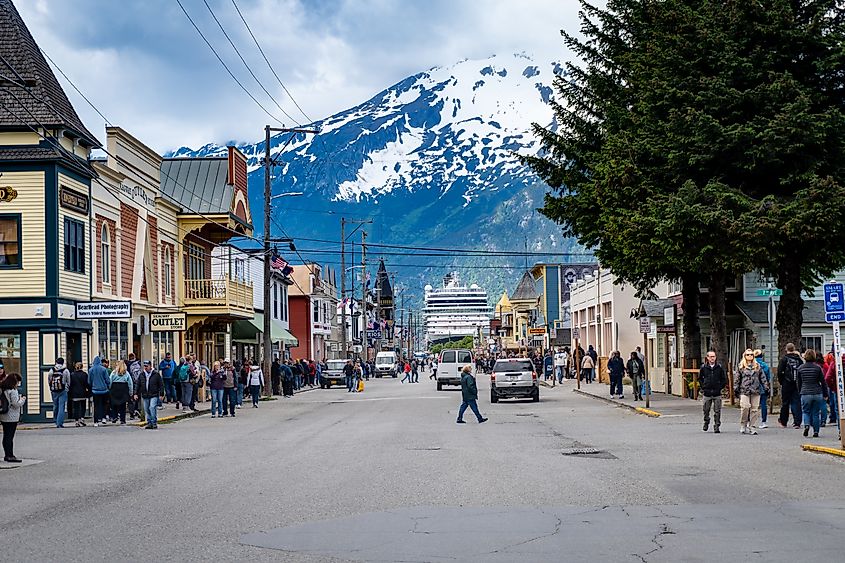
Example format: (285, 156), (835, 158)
(271, 253), (288, 271)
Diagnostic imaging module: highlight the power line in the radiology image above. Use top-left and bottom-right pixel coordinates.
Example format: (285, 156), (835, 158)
(39, 47), (112, 128)
(230, 0), (314, 124)
(174, 0), (285, 127)
(201, 0), (301, 126)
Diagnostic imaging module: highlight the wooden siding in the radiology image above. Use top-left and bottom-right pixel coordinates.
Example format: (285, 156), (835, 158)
(148, 215), (159, 303)
(58, 174), (91, 301)
(0, 171), (45, 297)
(120, 203), (138, 298)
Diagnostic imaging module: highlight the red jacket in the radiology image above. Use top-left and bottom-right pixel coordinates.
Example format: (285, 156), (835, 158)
(824, 359), (841, 392)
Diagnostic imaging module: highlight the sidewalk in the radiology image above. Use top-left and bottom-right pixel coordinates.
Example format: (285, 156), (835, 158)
(13, 385), (319, 431)
(566, 379), (845, 457)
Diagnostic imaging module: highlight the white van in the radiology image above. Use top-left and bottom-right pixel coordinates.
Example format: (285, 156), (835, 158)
(436, 349), (474, 390)
(375, 351), (398, 378)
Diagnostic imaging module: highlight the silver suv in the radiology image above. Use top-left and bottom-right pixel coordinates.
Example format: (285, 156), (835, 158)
(491, 358), (539, 403)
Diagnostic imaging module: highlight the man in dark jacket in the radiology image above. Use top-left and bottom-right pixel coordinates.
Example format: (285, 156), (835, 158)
(271, 356), (282, 396)
(777, 343), (803, 428)
(135, 361), (164, 429)
(699, 350), (727, 433)
(457, 365), (487, 424)
(607, 352), (625, 399)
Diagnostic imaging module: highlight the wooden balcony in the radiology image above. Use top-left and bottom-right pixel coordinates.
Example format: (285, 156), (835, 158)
(183, 276), (253, 318)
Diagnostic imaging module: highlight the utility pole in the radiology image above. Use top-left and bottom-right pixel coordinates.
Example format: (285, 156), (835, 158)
(263, 124), (317, 396)
(361, 231), (367, 362)
(341, 217), (346, 359)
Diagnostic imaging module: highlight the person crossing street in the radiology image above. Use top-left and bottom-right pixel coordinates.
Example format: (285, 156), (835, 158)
(456, 365), (487, 424)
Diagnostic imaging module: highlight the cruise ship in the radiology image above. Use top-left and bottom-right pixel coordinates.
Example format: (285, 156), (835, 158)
(424, 273), (491, 345)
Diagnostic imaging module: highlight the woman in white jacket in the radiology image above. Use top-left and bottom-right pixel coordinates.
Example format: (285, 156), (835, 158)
(1, 373), (27, 463)
(248, 365), (264, 408)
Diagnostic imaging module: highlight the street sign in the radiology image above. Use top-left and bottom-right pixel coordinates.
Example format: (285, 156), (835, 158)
(827, 312), (845, 323)
(366, 329), (382, 339)
(756, 288), (783, 297)
(824, 282), (845, 314)
(529, 328), (546, 335)
(572, 328), (580, 340)
(832, 321), (845, 450)
(639, 317), (650, 333)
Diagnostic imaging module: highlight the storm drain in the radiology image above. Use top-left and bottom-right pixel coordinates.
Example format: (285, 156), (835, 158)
(561, 447), (617, 459)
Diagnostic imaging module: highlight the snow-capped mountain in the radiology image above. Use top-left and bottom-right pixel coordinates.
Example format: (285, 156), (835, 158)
(170, 53), (581, 306)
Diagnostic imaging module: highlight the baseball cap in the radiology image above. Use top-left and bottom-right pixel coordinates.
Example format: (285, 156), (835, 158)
(143, 360), (152, 366)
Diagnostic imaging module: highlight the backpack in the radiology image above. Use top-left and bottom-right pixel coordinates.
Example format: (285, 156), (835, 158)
(0, 390), (9, 414)
(784, 355), (801, 383)
(178, 364), (190, 383)
(50, 369), (66, 392)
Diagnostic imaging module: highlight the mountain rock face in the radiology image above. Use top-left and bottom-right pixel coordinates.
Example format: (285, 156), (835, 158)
(169, 53), (582, 307)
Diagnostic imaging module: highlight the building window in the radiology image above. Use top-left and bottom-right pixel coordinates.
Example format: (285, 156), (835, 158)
(101, 224), (110, 283)
(234, 258), (245, 282)
(313, 300), (319, 323)
(800, 336), (823, 354)
(0, 333), (22, 375)
(63, 217), (85, 273)
(0, 214), (21, 268)
(152, 331), (175, 366)
(187, 243), (205, 280)
(281, 284), (288, 322)
(163, 247), (172, 297)
(98, 320), (130, 361)
(272, 282), (279, 320)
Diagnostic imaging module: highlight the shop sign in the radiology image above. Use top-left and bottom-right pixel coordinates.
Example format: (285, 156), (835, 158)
(529, 328), (547, 335)
(59, 185), (90, 215)
(150, 312), (187, 332)
(76, 301), (131, 319)
(0, 185), (18, 203)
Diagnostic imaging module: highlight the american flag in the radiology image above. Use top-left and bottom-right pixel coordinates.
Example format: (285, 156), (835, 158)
(271, 253), (287, 271)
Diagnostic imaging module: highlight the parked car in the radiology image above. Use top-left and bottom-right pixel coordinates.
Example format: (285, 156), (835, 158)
(490, 358), (539, 403)
(320, 359), (348, 388)
(436, 349), (473, 391)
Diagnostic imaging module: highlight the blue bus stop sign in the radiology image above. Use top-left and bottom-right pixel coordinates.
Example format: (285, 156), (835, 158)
(824, 282), (845, 315)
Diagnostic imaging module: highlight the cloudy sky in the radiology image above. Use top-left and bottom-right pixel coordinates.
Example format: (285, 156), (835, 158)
(17, 0), (588, 153)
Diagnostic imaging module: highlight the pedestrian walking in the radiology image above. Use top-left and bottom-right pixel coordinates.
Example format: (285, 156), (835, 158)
(735, 348), (769, 435)
(456, 365), (488, 424)
(238, 360), (249, 407)
(1, 373), (26, 463)
(607, 351), (625, 399)
(281, 360), (294, 397)
(126, 353), (142, 420)
(108, 360), (133, 425)
(543, 350), (554, 383)
(797, 348), (826, 438)
(209, 361), (225, 417)
(88, 356), (111, 426)
(554, 349), (566, 384)
(824, 352), (841, 424)
(699, 351), (726, 433)
(777, 343), (803, 428)
(625, 351), (645, 401)
(222, 360), (237, 417)
(754, 350), (773, 429)
(344, 360), (355, 392)
(587, 345), (598, 382)
(158, 352), (177, 405)
(136, 360), (163, 430)
(47, 357), (70, 428)
(581, 353), (595, 384)
(68, 362), (89, 427)
(411, 359), (419, 383)
(401, 360), (412, 384)
(248, 363), (263, 407)
(430, 359), (438, 381)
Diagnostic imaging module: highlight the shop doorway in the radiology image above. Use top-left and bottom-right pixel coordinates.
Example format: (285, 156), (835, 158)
(66, 332), (82, 367)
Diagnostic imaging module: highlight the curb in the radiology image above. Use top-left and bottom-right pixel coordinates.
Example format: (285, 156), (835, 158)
(573, 388), (662, 417)
(801, 444), (845, 459)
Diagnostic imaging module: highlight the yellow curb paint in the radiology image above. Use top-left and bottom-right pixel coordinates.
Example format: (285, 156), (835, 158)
(635, 407), (661, 417)
(802, 444), (845, 458)
(131, 415), (179, 427)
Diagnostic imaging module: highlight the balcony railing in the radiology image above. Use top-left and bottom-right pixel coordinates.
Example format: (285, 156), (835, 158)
(183, 276), (253, 316)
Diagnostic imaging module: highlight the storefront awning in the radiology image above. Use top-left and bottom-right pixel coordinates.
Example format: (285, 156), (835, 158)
(231, 314), (298, 346)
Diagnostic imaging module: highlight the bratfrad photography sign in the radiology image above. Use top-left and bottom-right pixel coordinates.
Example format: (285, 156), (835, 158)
(0, 185), (18, 203)
(59, 185), (89, 215)
(76, 301), (132, 319)
(150, 312), (187, 332)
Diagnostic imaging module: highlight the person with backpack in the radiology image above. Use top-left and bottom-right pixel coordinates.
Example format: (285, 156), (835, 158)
(88, 356), (111, 427)
(778, 343), (804, 428)
(68, 362), (90, 427)
(48, 357), (70, 428)
(108, 360), (133, 425)
(281, 360), (294, 397)
(699, 350), (727, 433)
(1, 373), (26, 463)
(126, 353), (143, 420)
(177, 356), (194, 413)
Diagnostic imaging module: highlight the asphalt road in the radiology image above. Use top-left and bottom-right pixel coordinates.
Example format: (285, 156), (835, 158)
(3, 371), (845, 562)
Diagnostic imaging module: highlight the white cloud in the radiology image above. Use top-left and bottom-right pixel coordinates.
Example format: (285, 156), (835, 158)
(14, 0), (589, 153)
